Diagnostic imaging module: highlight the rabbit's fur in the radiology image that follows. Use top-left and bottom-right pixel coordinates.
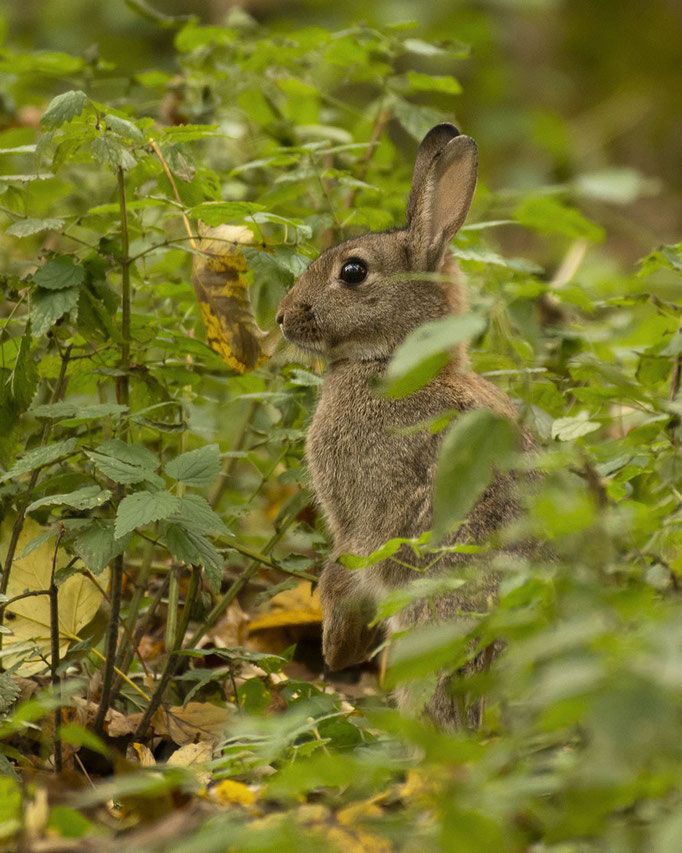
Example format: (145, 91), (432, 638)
(276, 124), (522, 728)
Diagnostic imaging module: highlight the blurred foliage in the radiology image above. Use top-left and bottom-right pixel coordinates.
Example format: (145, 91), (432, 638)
(0, 0), (681, 850)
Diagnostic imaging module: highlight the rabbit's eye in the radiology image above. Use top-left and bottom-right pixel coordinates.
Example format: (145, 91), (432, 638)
(339, 258), (368, 285)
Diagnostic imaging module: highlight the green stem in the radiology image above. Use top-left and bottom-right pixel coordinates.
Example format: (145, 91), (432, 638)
(165, 565), (180, 651)
(113, 536), (154, 673)
(133, 565), (200, 740)
(49, 525), (65, 773)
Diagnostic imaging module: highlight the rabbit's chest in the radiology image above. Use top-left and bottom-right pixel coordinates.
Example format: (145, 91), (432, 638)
(306, 373), (441, 547)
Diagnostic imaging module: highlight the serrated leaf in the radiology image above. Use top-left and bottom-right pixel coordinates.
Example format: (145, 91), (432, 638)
(165, 444), (220, 487)
(6, 218), (64, 237)
(31, 400), (128, 423)
(26, 485), (112, 513)
(10, 328), (38, 411)
(163, 523), (223, 591)
(31, 285), (80, 336)
(0, 673), (20, 714)
(33, 256), (85, 291)
(551, 412), (601, 441)
(86, 439), (162, 487)
(384, 313), (487, 398)
(115, 491), (181, 538)
(72, 519), (130, 574)
(41, 89), (88, 129)
(104, 113), (144, 143)
(433, 409), (516, 539)
(188, 201), (265, 226)
(90, 135), (136, 171)
(172, 494), (231, 536)
(1, 438), (77, 482)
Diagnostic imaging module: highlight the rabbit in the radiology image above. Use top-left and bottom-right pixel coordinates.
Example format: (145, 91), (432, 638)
(275, 123), (525, 729)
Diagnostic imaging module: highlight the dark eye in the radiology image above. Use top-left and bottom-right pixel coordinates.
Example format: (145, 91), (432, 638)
(339, 257), (368, 285)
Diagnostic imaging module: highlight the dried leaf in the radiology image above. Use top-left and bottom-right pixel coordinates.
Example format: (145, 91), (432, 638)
(1, 519), (107, 675)
(129, 742), (156, 767)
(152, 701), (233, 745)
(192, 224), (277, 374)
(249, 581), (322, 632)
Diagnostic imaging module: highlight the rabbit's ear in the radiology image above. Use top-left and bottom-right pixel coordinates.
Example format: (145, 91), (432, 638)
(406, 124), (478, 269)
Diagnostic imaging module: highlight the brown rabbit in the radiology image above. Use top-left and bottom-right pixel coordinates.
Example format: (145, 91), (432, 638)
(276, 124), (523, 728)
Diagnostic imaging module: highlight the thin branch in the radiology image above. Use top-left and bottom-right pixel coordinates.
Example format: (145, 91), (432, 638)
(149, 140), (196, 250)
(49, 524), (65, 773)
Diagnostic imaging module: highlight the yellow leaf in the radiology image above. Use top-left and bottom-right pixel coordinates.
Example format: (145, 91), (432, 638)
(193, 224), (278, 374)
(212, 779), (257, 806)
(248, 581), (322, 632)
(129, 742), (156, 767)
(1, 519), (107, 675)
(166, 741), (214, 767)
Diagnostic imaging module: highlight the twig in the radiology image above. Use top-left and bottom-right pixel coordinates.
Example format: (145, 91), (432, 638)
(341, 105), (392, 211)
(92, 553), (124, 735)
(133, 565), (200, 740)
(149, 140), (197, 250)
(49, 525), (65, 772)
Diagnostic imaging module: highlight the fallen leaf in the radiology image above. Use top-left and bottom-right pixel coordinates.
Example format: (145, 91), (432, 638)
(128, 742), (156, 767)
(248, 581), (322, 632)
(167, 741), (214, 767)
(152, 701), (233, 745)
(193, 224), (277, 374)
(1, 519), (107, 675)
(212, 778), (257, 806)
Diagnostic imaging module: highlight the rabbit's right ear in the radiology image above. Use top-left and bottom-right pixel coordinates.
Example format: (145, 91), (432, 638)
(406, 123), (478, 270)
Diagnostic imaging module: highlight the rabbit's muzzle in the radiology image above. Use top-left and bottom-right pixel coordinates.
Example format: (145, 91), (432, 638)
(276, 301), (323, 351)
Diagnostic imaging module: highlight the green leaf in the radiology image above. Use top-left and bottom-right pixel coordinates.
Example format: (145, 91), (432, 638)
(384, 313), (487, 398)
(514, 195), (605, 242)
(31, 286), (80, 336)
(165, 444), (220, 487)
(86, 439), (163, 487)
(31, 401), (128, 423)
(432, 410), (516, 539)
(660, 333), (682, 357)
(405, 72), (462, 94)
(58, 723), (109, 757)
(172, 494), (231, 536)
(188, 201), (265, 225)
(6, 218), (64, 237)
(115, 491), (181, 538)
(46, 805), (94, 839)
(26, 485), (112, 513)
(1, 438), (77, 482)
(339, 532), (431, 570)
(551, 412), (601, 441)
(40, 90), (88, 129)
(104, 114), (144, 143)
(72, 519), (130, 574)
(0, 674), (20, 714)
(163, 523), (223, 591)
(33, 256), (85, 291)
(90, 135), (136, 171)
(10, 328), (38, 411)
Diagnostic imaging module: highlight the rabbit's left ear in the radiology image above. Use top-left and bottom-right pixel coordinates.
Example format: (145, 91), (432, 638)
(406, 124), (478, 270)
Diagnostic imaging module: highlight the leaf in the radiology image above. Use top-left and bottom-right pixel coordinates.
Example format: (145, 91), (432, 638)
(1, 518), (106, 675)
(163, 523), (223, 591)
(103, 113), (144, 143)
(115, 491), (181, 538)
(172, 494), (231, 536)
(31, 400), (128, 423)
(10, 328), (38, 411)
(72, 519), (130, 574)
(551, 412), (601, 441)
(90, 135), (136, 171)
(514, 195), (605, 242)
(86, 439), (163, 487)
(151, 701), (233, 746)
(405, 72), (462, 94)
(26, 485), (112, 513)
(384, 313), (487, 397)
(212, 779), (257, 806)
(0, 674), (20, 714)
(189, 201), (265, 225)
(58, 723), (109, 757)
(33, 256), (85, 291)
(192, 225), (275, 373)
(248, 581), (322, 631)
(432, 409), (517, 539)
(41, 90), (88, 129)
(6, 218), (64, 237)
(660, 333), (682, 357)
(31, 286), (80, 336)
(1, 438), (77, 482)
(165, 444), (220, 487)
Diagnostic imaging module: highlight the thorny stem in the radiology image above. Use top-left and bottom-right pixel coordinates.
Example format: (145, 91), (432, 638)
(94, 167), (131, 735)
(49, 525), (65, 773)
(133, 565), (200, 740)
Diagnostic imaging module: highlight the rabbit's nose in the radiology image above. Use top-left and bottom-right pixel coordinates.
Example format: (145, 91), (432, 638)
(276, 309), (285, 326)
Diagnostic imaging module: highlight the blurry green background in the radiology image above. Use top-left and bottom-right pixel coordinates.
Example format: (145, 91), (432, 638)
(4, 0), (681, 268)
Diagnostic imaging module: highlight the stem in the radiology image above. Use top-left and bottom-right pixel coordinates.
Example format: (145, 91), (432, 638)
(342, 105), (392, 210)
(117, 166), (131, 413)
(208, 400), (257, 510)
(92, 553), (123, 735)
(133, 565), (200, 740)
(149, 140), (196, 249)
(222, 542), (316, 582)
(113, 536), (154, 673)
(49, 525), (65, 773)
(165, 565), (180, 651)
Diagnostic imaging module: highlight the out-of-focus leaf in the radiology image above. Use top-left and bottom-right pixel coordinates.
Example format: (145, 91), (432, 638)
(192, 225), (277, 373)
(248, 581), (322, 631)
(6, 218), (64, 237)
(514, 195), (605, 242)
(551, 411), (601, 441)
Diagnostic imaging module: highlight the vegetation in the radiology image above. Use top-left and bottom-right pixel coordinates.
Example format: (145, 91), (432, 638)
(0, 2), (681, 849)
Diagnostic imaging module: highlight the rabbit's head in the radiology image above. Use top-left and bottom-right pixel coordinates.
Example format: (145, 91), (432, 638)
(276, 123), (478, 362)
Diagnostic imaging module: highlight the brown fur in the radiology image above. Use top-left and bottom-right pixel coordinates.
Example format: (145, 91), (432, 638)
(276, 125), (523, 728)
